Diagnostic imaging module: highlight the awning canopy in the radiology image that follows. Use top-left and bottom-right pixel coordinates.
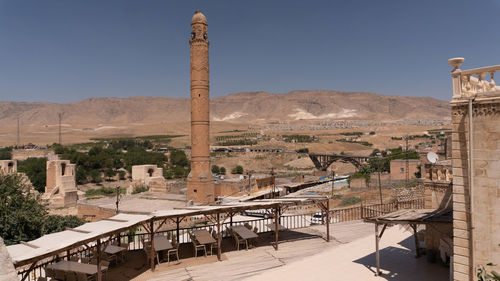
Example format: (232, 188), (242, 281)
(7, 197), (327, 268)
(364, 208), (452, 225)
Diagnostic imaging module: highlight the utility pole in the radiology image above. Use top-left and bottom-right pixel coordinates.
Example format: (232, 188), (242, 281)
(16, 115), (20, 147)
(331, 169), (335, 198)
(271, 167), (276, 198)
(377, 157), (383, 204)
(58, 112), (63, 145)
(115, 186), (121, 213)
(405, 135), (409, 184)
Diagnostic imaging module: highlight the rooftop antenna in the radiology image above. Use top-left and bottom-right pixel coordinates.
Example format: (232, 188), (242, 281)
(58, 112), (63, 145)
(426, 152), (439, 164)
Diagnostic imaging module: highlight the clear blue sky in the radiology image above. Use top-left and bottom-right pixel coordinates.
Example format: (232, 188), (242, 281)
(0, 0), (499, 103)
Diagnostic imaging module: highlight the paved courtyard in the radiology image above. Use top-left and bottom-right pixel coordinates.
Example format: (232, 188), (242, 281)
(130, 221), (448, 281)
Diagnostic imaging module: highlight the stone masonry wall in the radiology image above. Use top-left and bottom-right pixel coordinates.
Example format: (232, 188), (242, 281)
(452, 99), (500, 280)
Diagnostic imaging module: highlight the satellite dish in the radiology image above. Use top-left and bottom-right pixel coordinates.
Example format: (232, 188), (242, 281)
(427, 152), (439, 164)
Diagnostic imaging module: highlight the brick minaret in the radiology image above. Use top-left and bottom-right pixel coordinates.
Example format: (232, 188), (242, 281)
(187, 11), (214, 204)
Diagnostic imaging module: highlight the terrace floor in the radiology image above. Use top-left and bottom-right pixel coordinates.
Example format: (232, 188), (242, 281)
(105, 221), (449, 281)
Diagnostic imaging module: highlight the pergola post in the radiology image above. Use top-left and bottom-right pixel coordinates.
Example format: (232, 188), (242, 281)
(274, 206), (279, 251)
(217, 212), (222, 261)
(375, 223), (380, 276)
(97, 239), (102, 281)
(230, 213), (233, 227)
(150, 219), (155, 271)
(176, 217), (180, 242)
(412, 224), (421, 258)
(326, 200), (330, 242)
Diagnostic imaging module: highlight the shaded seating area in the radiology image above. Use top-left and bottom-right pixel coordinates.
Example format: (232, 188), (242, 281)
(7, 196), (331, 281)
(364, 208), (453, 276)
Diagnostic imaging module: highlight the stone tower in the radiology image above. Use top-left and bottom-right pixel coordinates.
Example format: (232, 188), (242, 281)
(187, 11), (214, 204)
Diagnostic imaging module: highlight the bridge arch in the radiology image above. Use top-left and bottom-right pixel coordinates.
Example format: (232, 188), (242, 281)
(308, 153), (370, 171)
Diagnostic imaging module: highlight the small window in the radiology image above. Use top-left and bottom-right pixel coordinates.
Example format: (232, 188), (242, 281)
(400, 168), (404, 173)
(194, 189), (197, 193)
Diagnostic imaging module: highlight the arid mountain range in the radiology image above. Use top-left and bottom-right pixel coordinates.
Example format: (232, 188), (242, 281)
(0, 91), (449, 126)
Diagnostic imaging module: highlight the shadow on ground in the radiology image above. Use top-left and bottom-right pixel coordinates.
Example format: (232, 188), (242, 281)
(352, 236), (449, 281)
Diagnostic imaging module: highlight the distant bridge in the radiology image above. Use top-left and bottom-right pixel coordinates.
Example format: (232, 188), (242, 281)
(308, 153), (372, 171)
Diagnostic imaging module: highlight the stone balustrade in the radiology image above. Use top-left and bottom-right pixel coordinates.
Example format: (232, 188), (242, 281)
(424, 163), (452, 183)
(449, 57), (500, 100)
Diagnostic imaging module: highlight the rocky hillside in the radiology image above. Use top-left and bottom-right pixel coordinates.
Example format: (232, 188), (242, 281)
(0, 91), (450, 127)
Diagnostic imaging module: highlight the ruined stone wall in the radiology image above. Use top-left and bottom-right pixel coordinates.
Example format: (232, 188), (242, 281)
(0, 160), (16, 174)
(11, 149), (52, 161)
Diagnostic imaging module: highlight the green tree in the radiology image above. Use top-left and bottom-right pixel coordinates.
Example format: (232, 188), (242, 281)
(89, 169), (102, 183)
(118, 170), (126, 180)
(211, 165), (220, 174)
(231, 165), (244, 174)
(0, 147), (12, 160)
(220, 167), (226, 175)
(75, 166), (88, 185)
(42, 215), (85, 235)
(17, 157), (47, 193)
(170, 150), (188, 167)
(0, 173), (47, 245)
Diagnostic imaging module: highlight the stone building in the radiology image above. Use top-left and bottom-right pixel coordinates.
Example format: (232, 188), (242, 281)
(448, 58), (500, 280)
(43, 160), (77, 207)
(389, 159), (420, 180)
(215, 175), (276, 200)
(187, 10), (215, 204)
(0, 160), (16, 174)
(131, 164), (166, 192)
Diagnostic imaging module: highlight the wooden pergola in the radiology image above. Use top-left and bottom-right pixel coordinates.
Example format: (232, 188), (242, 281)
(9, 196), (330, 281)
(364, 208), (452, 276)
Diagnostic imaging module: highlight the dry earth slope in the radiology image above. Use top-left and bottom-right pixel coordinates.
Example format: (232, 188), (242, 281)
(0, 90), (449, 127)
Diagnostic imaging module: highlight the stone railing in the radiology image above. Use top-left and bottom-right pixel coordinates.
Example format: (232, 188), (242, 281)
(449, 57), (500, 99)
(424, 162), (452, 182)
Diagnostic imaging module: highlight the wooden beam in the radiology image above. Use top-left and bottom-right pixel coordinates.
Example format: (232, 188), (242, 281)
(217, 212), (222, 261)
(96, 239), (102, 281)
(102, 218), (128, 223)
(274, 207), (279, 251)
(412, 224), (421, 258)
(20, 261), (37, 281)
(326, 199), (330, 242)
(20, 241), (39, 249)
(375, 223), (381, 276)
(154, 219), (168, 233)
(66, 228), (91, 234)
(150, 219), (155, 271)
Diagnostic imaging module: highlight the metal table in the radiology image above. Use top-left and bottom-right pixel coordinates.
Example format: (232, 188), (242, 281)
(193, 230), (216, 245)
(105, 245), (126, 255)
(231, 225), (258, 240)
(46, 260), (107, 275)
(153, 235), (173, 252)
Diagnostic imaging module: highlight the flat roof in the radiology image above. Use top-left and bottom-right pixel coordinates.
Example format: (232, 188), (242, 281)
(364, 209), (452, 224)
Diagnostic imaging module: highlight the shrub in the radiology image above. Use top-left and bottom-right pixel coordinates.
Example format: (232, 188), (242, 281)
(17, 157), (47, 193)
(118, 170), (126, 180)
(211, 165), (220, 174)
(132, 185), (149, 194)
(220, 167), (226, 175)
(339, 196), (362, 207)
(231, 165), (244, 174)
(85, 186), (123, 197)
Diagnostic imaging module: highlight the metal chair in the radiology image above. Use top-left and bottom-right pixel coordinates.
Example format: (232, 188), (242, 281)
(210, 231), (219, 255)
(189, 233), (206, 257)
(167, 238), (180, 264)
(54, 270), (66, 281)
(231, 229), (248, 251)
(44, 267), (55, 279)
(66, 271), (78, 281)
(144, 243), (160, 265)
